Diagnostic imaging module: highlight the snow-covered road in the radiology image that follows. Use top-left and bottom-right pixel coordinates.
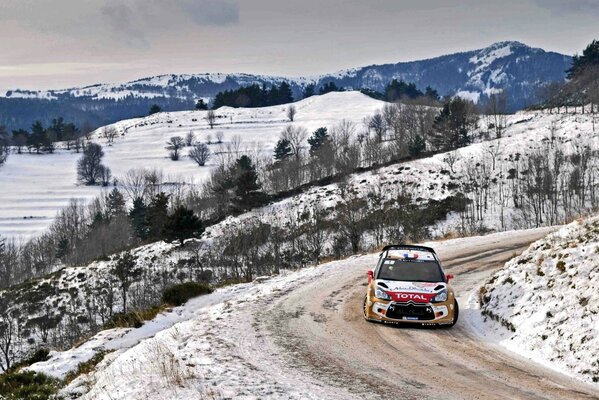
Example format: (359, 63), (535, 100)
(60, 227), (599, 399)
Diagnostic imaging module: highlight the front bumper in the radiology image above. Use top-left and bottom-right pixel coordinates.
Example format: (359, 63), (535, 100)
(365, 297), (455, 325)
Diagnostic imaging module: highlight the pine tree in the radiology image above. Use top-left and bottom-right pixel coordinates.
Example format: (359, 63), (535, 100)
(303, 84), (315, 98)
(408, 135), (426, 157)
(29, 121), (45, 154)
(129, 198), (149, 240)
(163, 205), (204, 246)
(147, 192), (170, 240)
(149, 104), (162, 115)
(111, 252), (141, 314)
(567, 39), (599, 79)
(273, 138), (293, 162)
(106, 188), (126, 219)
(278, 81), (294, 104)
(55, 237), (69, 260)
(308, 127), (329, 156)
(195, 99), (208, 110)
(233, 156), (260, 198)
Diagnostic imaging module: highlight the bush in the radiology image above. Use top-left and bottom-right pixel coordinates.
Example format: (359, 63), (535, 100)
(64, 350), (111, 384)
(162, 282), (213, 306)
(0, 370), (60, 400)
(102, 305), (165, 329)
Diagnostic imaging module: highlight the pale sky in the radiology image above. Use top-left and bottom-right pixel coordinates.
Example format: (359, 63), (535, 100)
(0, 0), (597, 92)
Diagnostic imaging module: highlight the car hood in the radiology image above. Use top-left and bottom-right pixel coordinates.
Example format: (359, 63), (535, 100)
(375, 279), (446, 303)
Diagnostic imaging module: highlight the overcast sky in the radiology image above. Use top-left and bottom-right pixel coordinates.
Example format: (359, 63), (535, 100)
(1, 0), (597, 91)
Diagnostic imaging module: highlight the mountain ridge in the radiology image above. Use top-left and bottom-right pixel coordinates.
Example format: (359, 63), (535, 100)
(0, 41), (571, 130)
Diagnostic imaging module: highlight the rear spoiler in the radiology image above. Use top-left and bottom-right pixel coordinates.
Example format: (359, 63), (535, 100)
(381, 244), (437, 254)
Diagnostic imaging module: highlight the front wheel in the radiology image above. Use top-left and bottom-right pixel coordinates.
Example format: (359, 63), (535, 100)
(450, 300), (459, 327)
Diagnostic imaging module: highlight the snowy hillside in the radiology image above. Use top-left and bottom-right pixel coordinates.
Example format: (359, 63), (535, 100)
(0, 91), (384, 237)
(0, 41), (569, 131)
(478, 217), (599, 384)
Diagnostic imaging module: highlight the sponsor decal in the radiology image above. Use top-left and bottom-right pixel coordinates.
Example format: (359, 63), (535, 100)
(390, 292), (434, 302)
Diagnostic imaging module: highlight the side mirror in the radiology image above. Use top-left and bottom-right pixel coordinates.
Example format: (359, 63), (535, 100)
(367, 270), (374, 283)
(446, 274), (454, 282)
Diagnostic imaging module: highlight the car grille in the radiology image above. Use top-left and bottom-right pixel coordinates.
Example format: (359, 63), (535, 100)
(386, 302), (435, 321)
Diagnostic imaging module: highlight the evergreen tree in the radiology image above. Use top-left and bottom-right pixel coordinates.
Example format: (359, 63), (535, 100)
(278, 81), (294, 104)
(149, 104), (162, 115)
(111, 252), (141, 313)
(11, 129), (28, 154)
(233, 155), (261, 198)
(55, 237), (69, 260)
(106, 188), (126, 219)
(385, 79), (423, 101)
(303, 84), (315, 98)
(50, 117), (65, 141)
(29, 121), (45, 154)
(147, 192), (170, 240)
(408, 135), (426, 157)
(308, 127), (330, 156)
(319, 82), (340, 95)
(163, 205), (204, 246)
(195, 99), (209, 110)
(425, 86), (440, 101)
(567, 39), (599, 79)
(129, 198), (149, 240)
(431, 98), (477, 151)
(273, 138), (293, 162)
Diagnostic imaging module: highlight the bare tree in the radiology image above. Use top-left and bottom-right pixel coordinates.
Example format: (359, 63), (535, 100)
(215, 131), (224, 143)
(485, 92), (508, 139)
(77, 143), (106, 185)
(366, 112), (386, 143)
(99, 165), (112, 187)
(103, 126), (118, 144)
(185, 131), (195, 146)
(281, 125), (308, 159)
(206, 110), (216, 129)
(189, 143), (211, 166)
(166, 136), (185, 161)
(287, 105), (297, 122)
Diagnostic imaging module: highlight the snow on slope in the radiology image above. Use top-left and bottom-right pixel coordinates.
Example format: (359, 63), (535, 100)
(477, 217), (599, 384)
(0, 91), (384, 238)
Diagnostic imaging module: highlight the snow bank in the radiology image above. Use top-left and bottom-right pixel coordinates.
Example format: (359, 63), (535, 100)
(479, 217), (599, 384)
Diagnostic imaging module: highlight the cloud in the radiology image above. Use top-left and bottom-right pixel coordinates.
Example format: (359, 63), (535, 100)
(180, 0), (240, 26)
(101, 3), (150, 48)
(533, 0), (599, 16)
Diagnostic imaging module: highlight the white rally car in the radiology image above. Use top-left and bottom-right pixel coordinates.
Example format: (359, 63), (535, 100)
(363, 244), (458, 326)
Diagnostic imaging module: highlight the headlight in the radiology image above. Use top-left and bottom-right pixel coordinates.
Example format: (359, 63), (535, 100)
(374, 287), (392, 300)
(433, 289), (448, 302)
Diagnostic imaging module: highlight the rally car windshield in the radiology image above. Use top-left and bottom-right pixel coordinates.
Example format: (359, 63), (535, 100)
(377, 259), (444, 282)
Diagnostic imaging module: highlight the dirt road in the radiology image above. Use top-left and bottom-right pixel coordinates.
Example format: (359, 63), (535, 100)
(257, 228), (599, 399)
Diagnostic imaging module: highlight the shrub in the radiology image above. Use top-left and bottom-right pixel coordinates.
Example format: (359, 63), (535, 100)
(556, 260), (566, 272)
(64, 350), (111, 384)
(162, 282), (213, 306)
(0, 370), (60, 400)
(102, 305), (166, 329)
(9, 348), (50, 372)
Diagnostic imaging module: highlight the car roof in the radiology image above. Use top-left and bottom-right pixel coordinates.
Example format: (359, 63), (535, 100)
(385, 249), (437, 261)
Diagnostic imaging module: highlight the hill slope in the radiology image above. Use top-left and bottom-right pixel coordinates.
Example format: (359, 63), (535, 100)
(0, 91), (385, 237)
(0, 41), (570, 130)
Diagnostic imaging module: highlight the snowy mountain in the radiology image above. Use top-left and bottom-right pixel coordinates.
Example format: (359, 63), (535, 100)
(0, 41), (570, 130)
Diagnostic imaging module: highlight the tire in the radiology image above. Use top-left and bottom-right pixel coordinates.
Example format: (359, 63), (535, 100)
(450, 299), (459, 327)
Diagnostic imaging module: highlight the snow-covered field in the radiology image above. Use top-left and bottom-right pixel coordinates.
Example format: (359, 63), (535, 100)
(476, 217), (599, 384)
(0, 91), (384, 237)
